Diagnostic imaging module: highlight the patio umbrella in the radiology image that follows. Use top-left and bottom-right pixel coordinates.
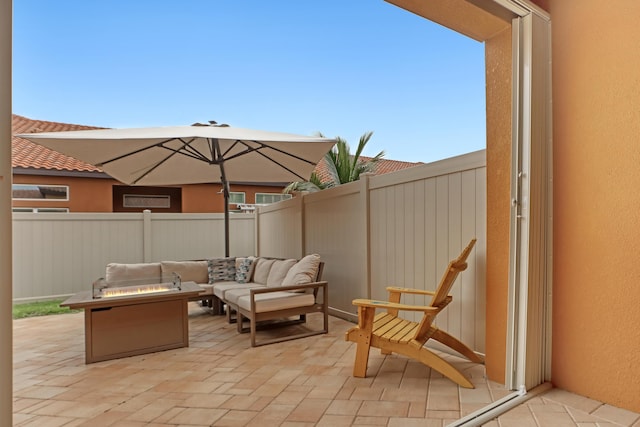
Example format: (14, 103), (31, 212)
(19, 123), (336, 257)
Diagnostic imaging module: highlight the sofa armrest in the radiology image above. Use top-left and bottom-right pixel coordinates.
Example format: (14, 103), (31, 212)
(250, 281), (328, 296)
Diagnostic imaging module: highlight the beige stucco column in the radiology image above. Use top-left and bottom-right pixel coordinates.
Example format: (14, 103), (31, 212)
(0, 0), (13, 423)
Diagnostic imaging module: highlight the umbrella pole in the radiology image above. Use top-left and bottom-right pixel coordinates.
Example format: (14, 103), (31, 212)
(223, 181), (230, 257)
(212, 138), (231, 258)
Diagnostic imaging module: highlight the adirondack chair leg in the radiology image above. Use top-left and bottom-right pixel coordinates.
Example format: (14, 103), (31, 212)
(414, 345), (475, 389)
(345, 306), (376, 378)
(430, 328), (484, 363)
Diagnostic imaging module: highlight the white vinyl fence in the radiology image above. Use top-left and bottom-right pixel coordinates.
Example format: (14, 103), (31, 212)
(12, 211), (254, 301)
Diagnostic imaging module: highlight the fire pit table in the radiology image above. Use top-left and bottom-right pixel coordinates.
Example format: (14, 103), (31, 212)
(61, 278), (203, 364)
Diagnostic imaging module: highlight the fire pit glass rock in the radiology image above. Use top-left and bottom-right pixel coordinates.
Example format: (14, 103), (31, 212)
(92, 273), (182, 299)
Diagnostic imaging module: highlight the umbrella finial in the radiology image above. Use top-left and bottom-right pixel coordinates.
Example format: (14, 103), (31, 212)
(191, 120), (229, 127)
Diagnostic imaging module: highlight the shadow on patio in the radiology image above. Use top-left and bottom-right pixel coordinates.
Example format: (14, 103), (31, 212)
(13, 304), (640, 426)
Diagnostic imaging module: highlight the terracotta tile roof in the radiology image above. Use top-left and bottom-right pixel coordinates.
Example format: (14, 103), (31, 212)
(313, 156), (423, 183)
(12, 114), (423, 179)
(12, 114), (104, 172)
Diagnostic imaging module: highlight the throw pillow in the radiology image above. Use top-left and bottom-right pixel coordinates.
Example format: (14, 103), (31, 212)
(207, 258), (236, 284)
(281, 254), (321, 287)
(235, 257), (256, 283)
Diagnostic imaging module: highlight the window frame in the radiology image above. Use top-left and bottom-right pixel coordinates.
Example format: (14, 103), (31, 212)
(11, 184), (70, 201)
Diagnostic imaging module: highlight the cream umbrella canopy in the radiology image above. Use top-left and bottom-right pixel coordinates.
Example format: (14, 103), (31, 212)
(20, 123), (336, 257)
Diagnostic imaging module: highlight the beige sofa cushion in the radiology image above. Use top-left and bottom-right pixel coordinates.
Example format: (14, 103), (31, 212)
(252, 258), (276, 285)
(237, 292), (315, 313)
(161, 260), (209, 284)
(266, 259), (297, 287)
(282, 254), (321, 287)
(105, 262), (161, 285)
(213, 281), (261, 300)
(224, 287), (255, 305)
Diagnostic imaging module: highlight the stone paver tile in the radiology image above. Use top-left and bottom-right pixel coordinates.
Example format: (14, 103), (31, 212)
(408, 401), (427, 418)
(543, 389), (603, 414)
(75, 410), (131, 426)
(252, 382), (288, 398)
(427, 393), (461, 411)
(273, 390), (308, 405)
(165, 407), (227, 425)
(592, 404), (640, 426)
(350, 387), (384, 401)
(389, 417), (443, 427)
(497, 404), (538, 427)
(352, 415), (389, 425)
(459, 384), (493, 404)
(125, 399), (184, 422)
(17, 415), (78, 427)
(425, 409), (460, 419)
(286, 398), (332, 423)
(381, 387), (427, 403)
(566, 407), (607, 423)
(182, 393), (233, 408)
(13, 398), (45, 412)
(15, 385), (68, 400)
(358, 400), (410, 417)
(305, 386), (341, 399)
(534, 410), (581, 426)
(33, 400), (113, 418)
(152, 379), (221, 394)
(212, 409), (258, 426)
(257, 403), (296, 422)
(325, 399), (363, 416)
(316, 414), (355, 426)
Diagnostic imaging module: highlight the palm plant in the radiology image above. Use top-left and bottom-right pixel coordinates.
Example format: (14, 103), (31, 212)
(284, 131), (384, 193)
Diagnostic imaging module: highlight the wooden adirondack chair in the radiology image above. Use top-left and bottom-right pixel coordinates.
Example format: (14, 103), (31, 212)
(345, 238), (483, 389)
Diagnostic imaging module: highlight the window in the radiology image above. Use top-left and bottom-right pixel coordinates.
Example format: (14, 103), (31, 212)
(228, 192), (246, 205)
(12, 184), (69, 201)
(112, 185), (181, 213)
(255, 193), (292, 204)
(123, 194), (171, 209)
(12, 207), (69, 213)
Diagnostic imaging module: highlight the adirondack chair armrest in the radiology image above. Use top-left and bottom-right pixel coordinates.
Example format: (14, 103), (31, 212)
(352, 298), (439, 313)
(385, 286), (443, 297)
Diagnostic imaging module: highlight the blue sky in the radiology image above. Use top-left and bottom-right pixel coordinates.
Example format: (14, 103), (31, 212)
(13, 1), (486, 163)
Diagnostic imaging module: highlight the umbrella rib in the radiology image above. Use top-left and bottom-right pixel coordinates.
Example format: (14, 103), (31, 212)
(222, 139), (318, 181)
(99, 137), (214, 184)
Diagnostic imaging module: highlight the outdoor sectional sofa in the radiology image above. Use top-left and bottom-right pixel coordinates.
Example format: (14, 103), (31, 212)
(103, 254), (328, 346)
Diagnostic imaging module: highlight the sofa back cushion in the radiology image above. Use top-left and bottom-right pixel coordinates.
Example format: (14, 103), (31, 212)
(161, 260), (209, 284)
(266, 259), (297, 287)
(281, 254), (321, 287)
(252, 258), (276, 285)
(105, 262), (161, 286)
(207, 258), (236, 283)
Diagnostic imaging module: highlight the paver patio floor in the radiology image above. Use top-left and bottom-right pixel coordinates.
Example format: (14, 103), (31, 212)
(12, 303), (640, 426)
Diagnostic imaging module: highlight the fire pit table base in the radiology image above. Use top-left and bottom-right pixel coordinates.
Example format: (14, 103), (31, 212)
(61, 281), (202, 364)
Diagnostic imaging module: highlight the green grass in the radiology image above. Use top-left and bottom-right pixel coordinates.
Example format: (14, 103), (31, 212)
(12, 299), (80, 319)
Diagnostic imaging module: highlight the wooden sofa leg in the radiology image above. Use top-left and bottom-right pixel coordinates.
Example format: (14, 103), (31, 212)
(226, 305), (237, 324)
(237, 312), (245, 333)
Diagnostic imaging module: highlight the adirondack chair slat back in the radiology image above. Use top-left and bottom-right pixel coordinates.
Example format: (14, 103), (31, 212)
(428, 239), (477, 308)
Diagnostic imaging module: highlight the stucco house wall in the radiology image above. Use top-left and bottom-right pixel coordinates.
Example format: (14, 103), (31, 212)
(537, 0), (640, 412)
